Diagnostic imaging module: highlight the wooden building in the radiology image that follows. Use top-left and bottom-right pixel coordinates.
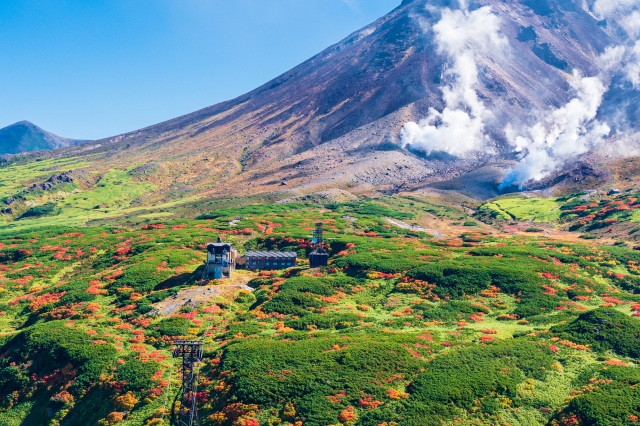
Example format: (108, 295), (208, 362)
(245, 251), (297, 270)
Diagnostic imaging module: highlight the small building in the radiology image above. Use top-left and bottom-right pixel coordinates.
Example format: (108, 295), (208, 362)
(245, 251), (297, 270)
(309, 221), (329, 267)
(205, 240), (237, 279)
(309, 251), (329, 268)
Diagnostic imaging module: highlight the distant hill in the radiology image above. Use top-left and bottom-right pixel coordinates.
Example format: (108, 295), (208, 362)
(0, 121), (90, 155)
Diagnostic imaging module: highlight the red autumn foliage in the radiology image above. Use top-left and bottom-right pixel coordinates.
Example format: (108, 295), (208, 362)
(29, 292), (65, 312)
(142, 224), (166, 230)
(359, 395), (384, 410)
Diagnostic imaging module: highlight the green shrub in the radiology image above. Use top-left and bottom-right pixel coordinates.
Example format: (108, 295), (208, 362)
(219, 334), (423, 425)
(2, 321), (118, 393)
(235, 291), (256, 305)
(408, 264), (491, 298)
(146, 290), (170, 304)
(155, 317), (191, 337)
(551, 308), (640, 357)
(559, 367), (640, 426)
(334, 253), (422, 274)
(115, 263), (173, 293)
(18, 202), (59, 219)
(114, 359), (160, 392)
(262, 290), (324, 316)
(0, 366), (29, 394)
(56, 281), (96, 306)
(580, 234), (599, 240)
(226, 322), (265, 338)
(414, 300), (489, 323)
(325, 202), (414, 220)
(197, 203), (306, 220)
(410, 340), (553, 409)
(285, 313), (364, 330)
(247, 278), (271, 289)
(280, 277), (336, 296)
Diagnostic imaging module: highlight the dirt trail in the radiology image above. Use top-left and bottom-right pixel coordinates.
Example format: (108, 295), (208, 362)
(153, 272), (254, 315)
(385, 217), (444, 239)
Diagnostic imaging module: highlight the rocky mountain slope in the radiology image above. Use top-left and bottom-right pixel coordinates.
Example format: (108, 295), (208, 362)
(0, 121), (89, 155)
(5, 0), (640, 207)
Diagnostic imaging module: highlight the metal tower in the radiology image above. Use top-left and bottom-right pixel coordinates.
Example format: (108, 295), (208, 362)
(173, 340), (204, 426)
(312, 221), (324, 247)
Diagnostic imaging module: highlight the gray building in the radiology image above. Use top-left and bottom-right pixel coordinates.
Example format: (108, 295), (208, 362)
(245, 251), (297, 270)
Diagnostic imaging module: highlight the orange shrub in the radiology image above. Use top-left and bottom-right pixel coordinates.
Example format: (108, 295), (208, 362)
(387, 389), (409, 400)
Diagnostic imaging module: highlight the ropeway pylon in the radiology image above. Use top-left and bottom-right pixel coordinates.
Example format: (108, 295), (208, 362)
(173, 340), (204, 426)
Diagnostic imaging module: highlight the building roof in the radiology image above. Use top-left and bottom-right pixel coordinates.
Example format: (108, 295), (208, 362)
(246, 251), (297, 258)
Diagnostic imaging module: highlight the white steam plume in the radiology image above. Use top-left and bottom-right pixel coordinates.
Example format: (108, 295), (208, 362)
(499, 0), (640, 189)
(500, 71), (611, 189)
(620, 10), (640, 38)
(593, 0), (640, 88)
(401, 3), (507, 156)
(593, 0), (639, 18)
(624, 41), (640, 87)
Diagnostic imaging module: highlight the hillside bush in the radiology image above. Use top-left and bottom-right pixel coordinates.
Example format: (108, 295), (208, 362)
(18, 202), (59, 219)
(154, 317), (191, 337)
(551, 308), (640, 357)
(325, 202), (414, 220)
(285, 312), (364, 330)
(114, 359), (160, 392)
(115, 263), (173, 293)
(279, 277), (336, 296)
(414, 300), (489, 323)
(0, 366), (29, 394)
(410, 340), (553, 409)
(4, 321), (118, 392)
(219, 335), (423, 425)
(261, 291), (324, 316)
(408, 264), (491, 298)
(334, 253), (422, 274)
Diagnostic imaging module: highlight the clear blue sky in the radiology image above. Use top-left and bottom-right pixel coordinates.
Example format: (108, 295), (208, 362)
(0, 0), (399, 140)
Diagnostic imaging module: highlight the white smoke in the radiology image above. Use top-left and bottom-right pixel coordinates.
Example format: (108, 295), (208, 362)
(500, 71), (611, 189)
(593, 0), (639, 18)
(499, 0), (640, 188)
(400, 3), (507, 156)
(624, 41), (640, 87)
(598, 45), (626, 72)
(593, 0), (640, 88)
(620, 10), (640, 38)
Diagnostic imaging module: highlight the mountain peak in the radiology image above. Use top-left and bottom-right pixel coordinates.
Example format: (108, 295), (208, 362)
(0, 121), (90, 156)
(52, 0), (640, 199)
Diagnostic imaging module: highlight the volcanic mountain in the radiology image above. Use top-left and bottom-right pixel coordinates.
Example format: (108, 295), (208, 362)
(0, 121), (90, 156)
(13, 0), (640, 201)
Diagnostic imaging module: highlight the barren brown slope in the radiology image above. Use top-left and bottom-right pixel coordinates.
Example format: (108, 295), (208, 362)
(11, 0), (640, 203)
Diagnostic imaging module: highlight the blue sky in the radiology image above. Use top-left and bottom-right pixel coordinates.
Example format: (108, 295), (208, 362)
(0, 0), (399, 139)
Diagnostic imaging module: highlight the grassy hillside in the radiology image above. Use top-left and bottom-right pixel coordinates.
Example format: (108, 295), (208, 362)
(0, 196), (638, 425)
